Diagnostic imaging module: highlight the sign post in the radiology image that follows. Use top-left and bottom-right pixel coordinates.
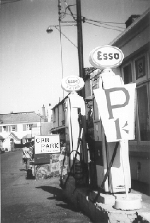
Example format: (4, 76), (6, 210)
(89, 45), (141, 210)
(31, 135), (60, 179)
(61, 75), (88, 186)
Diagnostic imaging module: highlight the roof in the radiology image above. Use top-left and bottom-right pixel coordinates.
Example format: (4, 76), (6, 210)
(2, 132), (21, 141)
(110, 8), (150, 46)
(22, 134), (32, 139)
(0, 112), (44, 124)
(9, 132), (20, 141)
(51, 95), (68, 110)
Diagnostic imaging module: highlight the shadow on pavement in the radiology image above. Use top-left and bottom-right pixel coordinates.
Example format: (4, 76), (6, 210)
(36, 185), (63, 199)
(36, 185), (79, 212)
(19, 168), (27, 171)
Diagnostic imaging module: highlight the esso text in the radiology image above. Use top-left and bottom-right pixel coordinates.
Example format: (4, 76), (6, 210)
(97, 51), (120, 60)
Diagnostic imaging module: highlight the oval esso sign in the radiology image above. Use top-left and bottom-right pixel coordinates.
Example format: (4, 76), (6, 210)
(89, 45), (124, 69)
(61, 75), (84, 92)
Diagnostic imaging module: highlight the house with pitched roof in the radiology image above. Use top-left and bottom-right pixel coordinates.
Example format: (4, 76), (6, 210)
(0, 110), (52, 151)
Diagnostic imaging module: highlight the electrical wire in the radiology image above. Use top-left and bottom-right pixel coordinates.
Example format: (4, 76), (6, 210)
(60, 1), (125, 32)
(63, 0), (76, 21)
(63, 11), (125, 27)
(61, 13), (124, 32)
(85, 17), (125, 25)
(83, 17), (125, 31)
(85, 21), (124, 32)
(55, 26), (77, 48)
(0, 0), (21, 4)
(61, 21), (76, 24)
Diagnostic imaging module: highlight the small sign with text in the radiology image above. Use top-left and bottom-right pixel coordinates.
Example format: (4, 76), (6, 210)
(35, 135), (60, 154)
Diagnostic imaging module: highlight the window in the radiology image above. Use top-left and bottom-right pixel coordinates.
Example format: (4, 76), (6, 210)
(53, 110), (56, 123)
(135, 56), (146, 80)
(123, 63), (132, 84)
(23, 124), (26, 131)
(3, 126), (8, 131)
(137, 84), (150, 141)
(23, 124), (34, 131)
(11, 125), (17, 132)
(121, 51), (149, 143)
(28, 124), (33, 130)
(32, 123), (37, 128)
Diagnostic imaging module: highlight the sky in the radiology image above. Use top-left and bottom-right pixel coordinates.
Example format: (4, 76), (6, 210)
(1, 0), (150, 115)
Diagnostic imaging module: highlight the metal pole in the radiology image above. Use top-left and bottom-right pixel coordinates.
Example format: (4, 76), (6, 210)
(58, 0), (64, 99)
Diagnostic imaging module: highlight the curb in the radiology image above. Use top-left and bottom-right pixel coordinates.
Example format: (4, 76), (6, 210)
(62, 177), (150, 223)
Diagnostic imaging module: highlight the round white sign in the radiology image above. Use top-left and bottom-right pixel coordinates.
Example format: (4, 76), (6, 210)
(89, 45), (124, 69)
(61, 75), (84, 92)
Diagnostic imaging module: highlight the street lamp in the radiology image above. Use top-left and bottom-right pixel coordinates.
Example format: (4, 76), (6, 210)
(46, 27), (53, 33)
(46, 25), (77, 48)
(46, 0), (84, 98)
(46, 24), (77, 100)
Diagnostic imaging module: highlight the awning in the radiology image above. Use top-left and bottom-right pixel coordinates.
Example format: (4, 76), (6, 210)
(51, 125), (66, 132)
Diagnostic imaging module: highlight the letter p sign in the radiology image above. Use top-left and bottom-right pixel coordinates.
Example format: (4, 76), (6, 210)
(105, 87), (130, 119)
(94, 83), (136, 142)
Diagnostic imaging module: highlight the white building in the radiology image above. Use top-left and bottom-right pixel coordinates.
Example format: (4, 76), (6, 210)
(110, 9), (150, 194)
(0, 111), (52, 150)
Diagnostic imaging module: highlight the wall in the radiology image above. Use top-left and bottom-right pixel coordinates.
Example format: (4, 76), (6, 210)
(111, 10), (150, 194)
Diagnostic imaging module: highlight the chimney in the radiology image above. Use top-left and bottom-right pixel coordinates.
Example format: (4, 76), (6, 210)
(42, 104), (46, 120)
(48, 104), (52, 122)
(125, 15), (140, 28)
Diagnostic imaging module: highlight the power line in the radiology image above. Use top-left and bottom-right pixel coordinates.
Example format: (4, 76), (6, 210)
(60, 14), (124, 32)
(84, 18), (125, 29)
(54, 26), (77, 48)
(84, 17), (125, 25)
(59, 1), (125, 32)
(85, 21), (124, 32)
(63, 0), (76, 21)
(0, 0), (21, 4)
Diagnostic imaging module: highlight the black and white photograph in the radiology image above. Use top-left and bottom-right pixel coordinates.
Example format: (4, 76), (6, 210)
(1, 0), (150, 222)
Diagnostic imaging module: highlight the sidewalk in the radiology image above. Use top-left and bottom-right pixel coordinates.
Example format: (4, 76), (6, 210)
(62, 176), (150, 223)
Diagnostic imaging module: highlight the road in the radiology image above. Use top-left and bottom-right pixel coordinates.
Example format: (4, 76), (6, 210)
(1, 150), (92, 223)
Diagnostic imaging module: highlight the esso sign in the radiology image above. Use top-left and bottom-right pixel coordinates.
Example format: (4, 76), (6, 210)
(61, 75), (84, 92)
(89, 45), (124, 69)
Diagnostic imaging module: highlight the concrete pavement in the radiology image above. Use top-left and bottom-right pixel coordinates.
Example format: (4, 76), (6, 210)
(62, 176), (150, 223)
(1, 150), (92, 223)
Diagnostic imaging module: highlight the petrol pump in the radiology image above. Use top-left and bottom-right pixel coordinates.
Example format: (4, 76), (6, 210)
(92, 68), (132, 194)
(61, 75), (87, 184)
(89, 45), (142, 210)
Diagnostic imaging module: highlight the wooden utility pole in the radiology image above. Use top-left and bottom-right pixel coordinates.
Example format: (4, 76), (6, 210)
(76, 0), (88, 177)
(76, 0), (85, 98)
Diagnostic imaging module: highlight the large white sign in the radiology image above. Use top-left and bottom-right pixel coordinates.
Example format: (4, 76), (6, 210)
(89, 45), (124, 69)
(94, 83), (136, 142)
(34, 135), (60, 154)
